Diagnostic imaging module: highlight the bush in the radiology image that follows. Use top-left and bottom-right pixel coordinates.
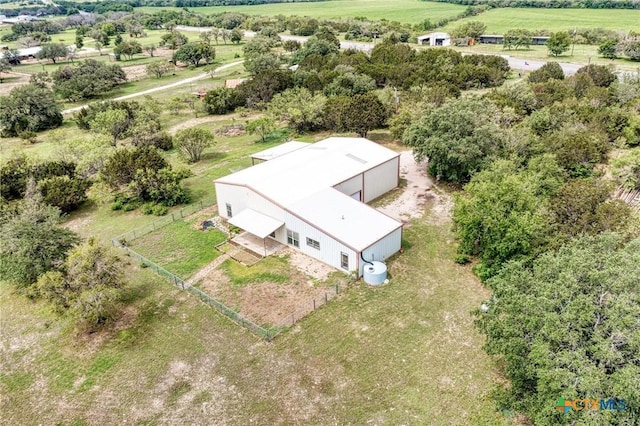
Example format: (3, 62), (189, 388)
(140, 202), (168, 216)
(131, 132), (174, 151)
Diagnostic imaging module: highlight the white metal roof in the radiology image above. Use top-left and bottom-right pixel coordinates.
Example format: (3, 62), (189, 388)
(218, 137), (399, 206)
(228, 208), (284, 239)
(289, 188), (402, 251)
(251, 141), (310, 161)
(418, 32), (450, 41)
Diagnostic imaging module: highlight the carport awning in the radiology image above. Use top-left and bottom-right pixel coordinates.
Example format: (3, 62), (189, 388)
(228, 209), (284, 239)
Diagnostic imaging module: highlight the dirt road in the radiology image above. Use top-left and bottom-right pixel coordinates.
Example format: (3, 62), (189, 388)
(62, 60), (244, 114)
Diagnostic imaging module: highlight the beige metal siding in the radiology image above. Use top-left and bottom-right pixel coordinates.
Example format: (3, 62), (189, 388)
(333, 174), (363, 199)
(360, 227), (402, 276)
(363, 157), (399, 203)
(215, 183), (286, 243)
(283, 211), (357, 273)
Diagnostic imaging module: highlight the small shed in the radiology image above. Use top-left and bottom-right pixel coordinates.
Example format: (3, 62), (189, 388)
(417, 32), (451, 47)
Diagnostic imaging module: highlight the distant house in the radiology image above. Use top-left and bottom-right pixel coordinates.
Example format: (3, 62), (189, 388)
(215, 137), (403, 275)
(417, 32), (451, 47)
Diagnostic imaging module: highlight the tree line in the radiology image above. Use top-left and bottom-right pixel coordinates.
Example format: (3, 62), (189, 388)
(400, 59), (640, 422)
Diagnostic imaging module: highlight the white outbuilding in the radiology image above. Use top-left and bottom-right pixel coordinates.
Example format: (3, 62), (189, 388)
(215, 137), (403, 276)
(417, 32), (451, 47)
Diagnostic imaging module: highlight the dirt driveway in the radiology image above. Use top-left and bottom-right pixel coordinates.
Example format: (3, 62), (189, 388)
(376, 150), (451, 224)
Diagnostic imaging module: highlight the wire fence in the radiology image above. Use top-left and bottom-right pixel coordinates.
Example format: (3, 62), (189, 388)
(110, 198), (349, 340)
(113, 198), (217, 245)
(275, 283), (345, 329)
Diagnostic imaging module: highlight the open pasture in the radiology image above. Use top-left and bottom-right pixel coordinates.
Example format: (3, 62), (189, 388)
(442, 7), (640, 33)
(136, 0), (466, 24)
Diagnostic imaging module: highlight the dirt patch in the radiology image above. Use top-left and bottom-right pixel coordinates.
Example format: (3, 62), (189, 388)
(196, 250), (341, 326)
(376, 150), (452, 224)
(284, 247), (335, 281)
(214, 124), (245, 137)
(122, 64), (149, 81)
(0, 72), (30, 96)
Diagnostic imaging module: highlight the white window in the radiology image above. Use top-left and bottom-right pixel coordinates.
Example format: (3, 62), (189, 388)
(226, 203), (232, 218)
(306, 237), (320, 250)
(287, 230), (299, 248)
(340, 252), (349, 270)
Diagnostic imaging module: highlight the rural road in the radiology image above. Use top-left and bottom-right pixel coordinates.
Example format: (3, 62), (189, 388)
(62, 60), (244, 114)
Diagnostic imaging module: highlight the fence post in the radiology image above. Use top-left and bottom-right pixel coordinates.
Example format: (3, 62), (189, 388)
(335, 283), (339, 294)
(171, 213), (175, 222)
(200, 200), (203, 209)
(325, 292), (328, 303)
(313, 299), (316, 310)
(133, 230), (136, 239)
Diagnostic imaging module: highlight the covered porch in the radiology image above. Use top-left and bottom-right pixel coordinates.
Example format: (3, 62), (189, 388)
(228, 208), (285, 257)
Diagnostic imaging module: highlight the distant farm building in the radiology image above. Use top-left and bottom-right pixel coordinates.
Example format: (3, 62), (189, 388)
(215, 137), (403, 276)
(479, 34), (550, 45)
(479, 34), (504, 44)
(418, 32), (451, 46)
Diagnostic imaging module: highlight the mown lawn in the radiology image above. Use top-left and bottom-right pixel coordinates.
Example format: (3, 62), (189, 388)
(129, 218), (227, 279)
(0, 206), (506, 425)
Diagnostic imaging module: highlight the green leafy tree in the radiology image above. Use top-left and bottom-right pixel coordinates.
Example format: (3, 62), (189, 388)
(173, 42), (215, 67)
(0, 182), (79, 290)
(503, 29), (532, 50)
(75, 34), (83, 50)
(323, 93), (388, 138)
(146, 61), (173, 79)
(403, 97), (506, 183)
(113, 40), (142, 60)
(38, 175), (90, 214)
(159, 30), (188, 50)
(616, 39), (640, 61)
(114, 33), (123, 46)
(598, 38), (618, 59)
(576, 64), (617, 87)
(174, 127), (215, 163)
(544, 124), (609, 177)
(0, 83), (62, 136)
(245, 116), (275, 142)
(35, 43), (68, 64)
(268, 87), (325, 133)
(476, 233), (640, 424)
(549, 179), (631, 240)
(52, 59), (126, 101)
(527, 61), (564, 83)
(453, 156), (564, 279)
(546, 31), (571, 57)
(451, 21), (486, 40)
(203, 87), (244, 115)
(101, 146), (168, 189)
(90, 109), (131, 146)
(230, 28), (243, 44)
(37, 238), (125, 329)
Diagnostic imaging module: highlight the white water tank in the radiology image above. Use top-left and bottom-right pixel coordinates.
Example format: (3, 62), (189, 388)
(363, 261), (387, 285)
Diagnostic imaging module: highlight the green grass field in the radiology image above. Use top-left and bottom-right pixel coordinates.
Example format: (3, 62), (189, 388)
(0, 201), (505, 424)
(441, 7), (640, 33)
(129, 219), (227, 279)
(136, 0), (466, 24)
